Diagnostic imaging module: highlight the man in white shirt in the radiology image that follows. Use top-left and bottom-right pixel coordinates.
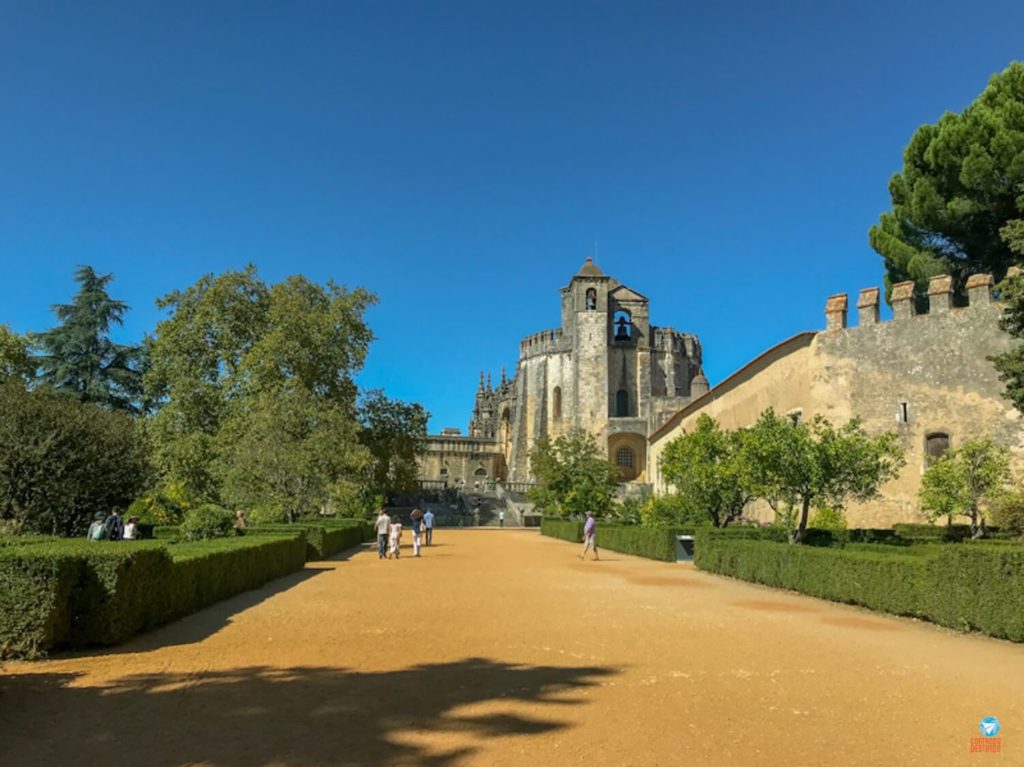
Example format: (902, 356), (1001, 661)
(374, 509), (390, 559)
(423, 508), (435, 546)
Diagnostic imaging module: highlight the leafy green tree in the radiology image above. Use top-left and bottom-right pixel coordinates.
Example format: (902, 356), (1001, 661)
(527, 429), (619, 517)
(219, 389), (368, 522)
(639, 493), (709, 529)
(919, 438), (1010, 538)
(869, 62), (1024, 304)
(145, 266), (377, 508)
(742, 409), (904, 543)
(0, 381), (149, 536)
(358, 389), (429, 496)
(990, 488), (1024, 538)
(659, 414), (753, 528)
(0, 325), (33, 382)
(31, 266), (143, 411)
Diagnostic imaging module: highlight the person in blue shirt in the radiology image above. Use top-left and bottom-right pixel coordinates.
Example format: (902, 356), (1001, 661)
(579, 511), (599, 561)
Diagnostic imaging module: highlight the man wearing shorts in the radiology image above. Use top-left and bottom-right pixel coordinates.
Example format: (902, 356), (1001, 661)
(579, 511), (599, 560)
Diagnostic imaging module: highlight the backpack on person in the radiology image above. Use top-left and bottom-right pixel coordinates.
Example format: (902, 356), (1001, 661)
(103, 514), (123, 541)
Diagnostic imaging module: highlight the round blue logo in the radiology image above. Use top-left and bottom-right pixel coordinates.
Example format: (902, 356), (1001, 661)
(979, 717), (1001, 738)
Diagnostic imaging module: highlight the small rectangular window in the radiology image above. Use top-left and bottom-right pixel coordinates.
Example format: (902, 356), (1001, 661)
(897, 402), (909, 424)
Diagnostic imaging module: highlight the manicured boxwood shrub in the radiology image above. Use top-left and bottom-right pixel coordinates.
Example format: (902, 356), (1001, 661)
(153, 525), (180, 540)
(248, 522), (365, 560)
(694, 532), (1024, 642)
(0, 534), (307, 659)
(893, 523), (973, 543)
(0, 544), (81, 658)
(540, 518), (582, 542)
(160, 534), (307, 622)
(594, 525), (682, 562)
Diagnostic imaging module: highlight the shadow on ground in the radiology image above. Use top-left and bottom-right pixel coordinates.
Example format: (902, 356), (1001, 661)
(0, 658), (616, 766)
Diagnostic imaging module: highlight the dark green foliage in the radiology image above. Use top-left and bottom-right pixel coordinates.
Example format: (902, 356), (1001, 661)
(892, 523), (974, 543)
(358, 390), (430, 496)
(153, 525), (181, 540)
(0, 535), (306, 658)
(540, 518), (582, 542)
(31, 266), (144, 412)
(992, 274), (1024, 412)
(68, 542), (172, 645)
(0, 545), (80, 658)
(869, 62), (1024, 304)
(593, 525), (681, 562)
(179, 504), (235, 541)
(528, 430), (620, 517)
(0, 381), (149, 536)
(695, 534), (1024, 641)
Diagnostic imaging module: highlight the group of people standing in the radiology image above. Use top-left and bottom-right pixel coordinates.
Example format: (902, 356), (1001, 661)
(86, 507), (140, 541)
(375, 506), (435, 559)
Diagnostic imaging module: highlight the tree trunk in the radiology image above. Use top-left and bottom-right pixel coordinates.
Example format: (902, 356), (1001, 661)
(791, 497), (811, 544)
(972, 506), (986, 539)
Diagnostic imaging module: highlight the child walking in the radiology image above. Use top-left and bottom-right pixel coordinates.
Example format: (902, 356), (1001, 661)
(388, 518), (403, 559)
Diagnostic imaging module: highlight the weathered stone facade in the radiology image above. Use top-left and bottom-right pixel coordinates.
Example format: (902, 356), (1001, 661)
(418, 259), (705, 485)
(648, 273), (1024, 527)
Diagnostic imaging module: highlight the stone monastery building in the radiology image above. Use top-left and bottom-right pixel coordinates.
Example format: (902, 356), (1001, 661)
(417, 258), (707, 486)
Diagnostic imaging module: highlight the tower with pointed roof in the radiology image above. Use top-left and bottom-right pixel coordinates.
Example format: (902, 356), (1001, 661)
(418, 257), (705, 488)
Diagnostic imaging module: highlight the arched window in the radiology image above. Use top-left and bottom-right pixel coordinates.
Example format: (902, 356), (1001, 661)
(585, 288), (597, 310)
(474, 466), (488, 477)
(615, 389), (630, 417)
(615, 446), (634, 469)
(613, 311), (632, 341)
(925, 432), (950, 463)
(553, 386), (562, 420)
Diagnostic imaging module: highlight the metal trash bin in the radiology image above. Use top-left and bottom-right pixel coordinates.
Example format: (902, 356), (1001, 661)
(676, 535), (695, 562)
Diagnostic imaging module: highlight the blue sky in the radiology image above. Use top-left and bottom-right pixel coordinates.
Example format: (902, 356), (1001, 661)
(1, 1), (1022, 431)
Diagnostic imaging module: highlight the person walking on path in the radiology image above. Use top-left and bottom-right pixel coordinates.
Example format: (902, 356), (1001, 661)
(388, 518), (403, 559)
(499, 509), (505, 527)
(411, 512), (423, 557)
(423, 508), (435, 545)
(375, 509), (390, 559)
(579, 511), (599, 561)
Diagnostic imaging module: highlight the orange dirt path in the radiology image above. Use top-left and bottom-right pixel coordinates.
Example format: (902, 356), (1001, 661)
(2, 529), (1022, 766)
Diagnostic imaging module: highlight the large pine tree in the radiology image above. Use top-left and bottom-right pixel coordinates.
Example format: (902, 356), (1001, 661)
(32, 266), (143, 412)
(869, 62), (1024, 304)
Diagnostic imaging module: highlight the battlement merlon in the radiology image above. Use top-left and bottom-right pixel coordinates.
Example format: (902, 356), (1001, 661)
(518, 328), (565, 358)
(824, 272), (997, 331)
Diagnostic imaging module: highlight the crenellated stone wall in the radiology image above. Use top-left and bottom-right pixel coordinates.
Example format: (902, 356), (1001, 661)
(649, 272), (1023, 528)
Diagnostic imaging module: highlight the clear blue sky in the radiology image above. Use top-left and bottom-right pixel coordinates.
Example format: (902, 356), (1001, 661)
(2, 1), (1022, 431)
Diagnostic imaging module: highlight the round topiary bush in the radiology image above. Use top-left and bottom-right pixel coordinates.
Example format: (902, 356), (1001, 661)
(179, 504), (235, 541)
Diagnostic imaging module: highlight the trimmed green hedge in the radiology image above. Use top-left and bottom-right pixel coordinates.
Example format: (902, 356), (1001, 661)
(893, 523), (973, 543)
(594, 525), (681, 562)
(694, 532), (1024, 641)
(248, 523), (365, 560)
(541, 519), (683, 561)
(0, 534), (307, 659)
(540, 518), (582, 542)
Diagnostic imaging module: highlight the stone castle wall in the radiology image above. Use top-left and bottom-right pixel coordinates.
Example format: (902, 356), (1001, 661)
(649, 273), (1023, 527)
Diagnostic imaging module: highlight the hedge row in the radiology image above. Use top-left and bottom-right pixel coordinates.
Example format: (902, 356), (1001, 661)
(540, 518), (582, 542)
(540, 519), (682, 562)
(0, 534), (306, 659)
(694, 532), (1024, 641)
(248, 524), (364, 560)
(593, 525), (681, 562)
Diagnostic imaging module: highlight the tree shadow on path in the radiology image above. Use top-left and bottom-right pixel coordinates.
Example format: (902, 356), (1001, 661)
(0, 657), (616, 766)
